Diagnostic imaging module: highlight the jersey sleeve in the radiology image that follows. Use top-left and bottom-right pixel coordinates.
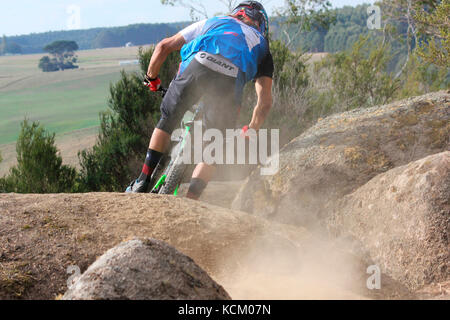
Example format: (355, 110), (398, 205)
(254, 52), (274, 79)
(179, 19), (208, 43)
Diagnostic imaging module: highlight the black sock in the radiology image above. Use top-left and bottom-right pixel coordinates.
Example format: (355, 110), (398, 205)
(138, 149), (163, 182)
(187, 178), (208, 200)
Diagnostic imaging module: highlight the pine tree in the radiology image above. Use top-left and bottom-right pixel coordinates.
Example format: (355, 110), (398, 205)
(415, 0), (450, 67)
(1, 120), (77, 193)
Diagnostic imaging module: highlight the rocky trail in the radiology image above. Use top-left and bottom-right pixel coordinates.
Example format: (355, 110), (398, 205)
(0, 191), (414, 300)
(0, 91), (448, 300)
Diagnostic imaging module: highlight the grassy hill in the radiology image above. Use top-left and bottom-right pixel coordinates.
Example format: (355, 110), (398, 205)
(0, 46), (144, 175)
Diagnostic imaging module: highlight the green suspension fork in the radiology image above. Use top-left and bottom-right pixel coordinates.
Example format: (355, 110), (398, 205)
(173, 184), (180, 196)
(151, 174), (166, 193)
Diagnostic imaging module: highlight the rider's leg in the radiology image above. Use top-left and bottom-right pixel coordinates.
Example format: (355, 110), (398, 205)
(186, 163), (215, 200)
(136, 129), (171, 183)
(184, 64), (240, 200)
(149, 128), (171, 152)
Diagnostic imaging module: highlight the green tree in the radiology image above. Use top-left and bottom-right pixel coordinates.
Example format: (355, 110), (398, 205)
(396, 52), (449, 98)
(44, 40), (79, 55)
(38, 56), (59, 72)
(0, 35), (22, 55)
(276, 0), (335, 49)
(0, 120), (77, 193)
(321, 35), (400, 110)
(160, 0), (213, 20)
(5, 42), (22, 54)
(39, 40), (79, 72)
(415, 0), (450, 67)
(379, 0), (442, 78)
(270, 39), (309, 89)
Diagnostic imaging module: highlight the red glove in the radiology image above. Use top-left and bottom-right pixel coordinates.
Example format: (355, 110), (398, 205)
(241, 125), (250, 139)
(144, 74), (161, 92)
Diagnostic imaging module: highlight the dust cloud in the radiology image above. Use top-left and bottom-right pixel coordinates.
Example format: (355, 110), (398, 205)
(215, 222), (370, 300)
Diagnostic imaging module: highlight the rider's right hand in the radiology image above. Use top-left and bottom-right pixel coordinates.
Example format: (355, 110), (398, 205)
(240, 125), (250, 139)
(144, 74), (161, 92)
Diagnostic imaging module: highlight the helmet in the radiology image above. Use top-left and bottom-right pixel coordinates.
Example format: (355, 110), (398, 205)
(231, 1), (269, 38)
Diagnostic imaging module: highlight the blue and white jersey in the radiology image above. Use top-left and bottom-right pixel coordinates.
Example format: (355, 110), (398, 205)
(179, 16), (270, 84)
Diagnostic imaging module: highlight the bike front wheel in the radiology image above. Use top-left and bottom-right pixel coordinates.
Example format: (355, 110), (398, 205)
(158, 152), (187, 195)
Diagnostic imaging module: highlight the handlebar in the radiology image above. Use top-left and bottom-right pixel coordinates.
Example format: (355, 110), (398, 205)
(158, 87), (167, 97)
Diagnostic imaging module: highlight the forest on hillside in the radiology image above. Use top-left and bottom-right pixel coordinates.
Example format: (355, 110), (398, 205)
(2, 4), (391, 55)
(1, 22), (189, 54)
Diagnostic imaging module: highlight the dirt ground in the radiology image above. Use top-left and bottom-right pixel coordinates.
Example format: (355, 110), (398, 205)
(0, 191), (308, 299)
(1, 187), (448, 300)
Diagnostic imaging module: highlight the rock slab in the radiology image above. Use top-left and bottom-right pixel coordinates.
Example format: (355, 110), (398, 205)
(233, 91), (449, 226)
(328, 152), (449, 290)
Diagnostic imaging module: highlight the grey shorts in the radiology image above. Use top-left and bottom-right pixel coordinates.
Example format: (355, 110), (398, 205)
(156, 57), (241, 134)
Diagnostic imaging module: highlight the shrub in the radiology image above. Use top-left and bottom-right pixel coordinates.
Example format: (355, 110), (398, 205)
(317, 35), (400, 110)
(0, 120), (77, 193)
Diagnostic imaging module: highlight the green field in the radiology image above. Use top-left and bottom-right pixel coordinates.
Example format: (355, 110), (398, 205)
(0, 47), (144, 145)
(0, 46), (146, 174)
(0, 71), (126, 144)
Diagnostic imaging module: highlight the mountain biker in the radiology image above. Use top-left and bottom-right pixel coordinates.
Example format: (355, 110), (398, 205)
(126, 1), (274, 200)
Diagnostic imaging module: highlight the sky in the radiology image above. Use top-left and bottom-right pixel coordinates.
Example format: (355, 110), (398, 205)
(1, 0), (374, 37)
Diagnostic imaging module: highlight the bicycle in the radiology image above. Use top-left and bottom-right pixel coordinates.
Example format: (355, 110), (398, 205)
(147, 87), (203, 196)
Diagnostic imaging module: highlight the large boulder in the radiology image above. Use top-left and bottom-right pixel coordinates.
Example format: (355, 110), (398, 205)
(232, 91), (449, 226)
(328, 152), (449, 291)
(63, 239), (231, 300)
